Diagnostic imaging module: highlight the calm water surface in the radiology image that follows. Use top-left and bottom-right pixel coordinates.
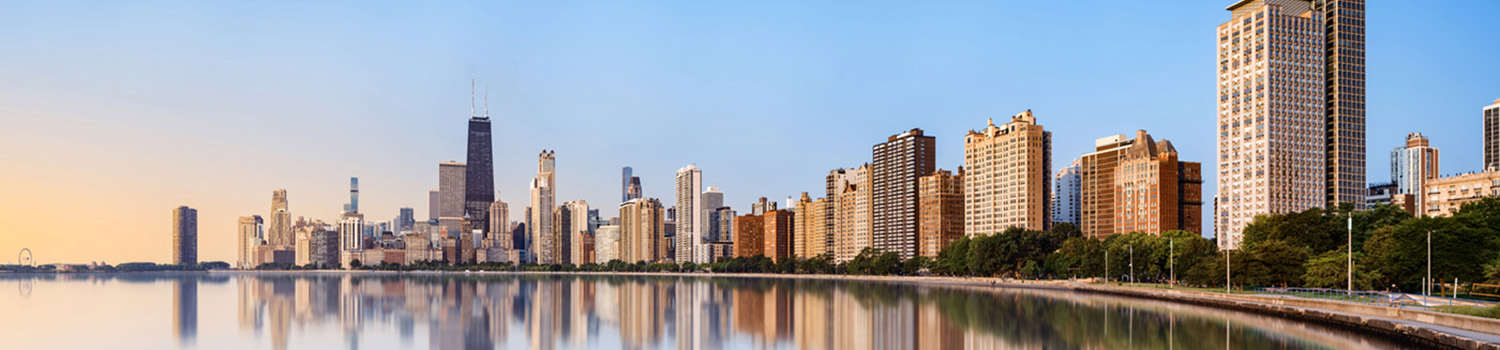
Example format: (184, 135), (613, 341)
(0, 273), (1412, 349)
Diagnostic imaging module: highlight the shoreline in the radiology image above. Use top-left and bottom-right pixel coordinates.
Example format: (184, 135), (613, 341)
(11, 269), (1500, 348)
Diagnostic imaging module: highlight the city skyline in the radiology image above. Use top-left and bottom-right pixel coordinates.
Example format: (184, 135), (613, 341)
(3, 1), (1498, 264)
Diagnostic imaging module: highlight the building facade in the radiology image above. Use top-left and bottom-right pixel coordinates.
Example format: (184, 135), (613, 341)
(595, 225), (621, 263)
(267, 189), (293, 247)
(1487, 99), (1500, 169)
(237, 215), (263, 269)
(1314, 0), (1367, 211)
(733, 214), (765, 258)
(832, 164), (872, 263)
(619, 198), (666, 263)
(793, 193), (829, 259)
(531, 151), (557, 264)
(675, 165), (706, 264)
(464, 104), (495, 238)
(918, 168), (964, 258)
(566, 200), (592, 265)
(1079, 134), (1135, 238)
(338, 212), (364, 268)
(1215, 0), (1328, 249)
(173, 206), (198, 265)
(1052, 160), (1082, 227)
(488, 199), (510, 249)
(762, 209), (795, 262)
(1392, 132), (1440, 214)
(1113, 131), (1202, 235)
(872, 129), (935, 260)
(964, 112), (1053, 236)
(437, 162), (467, 236)
(1424, 169), (1500, 217)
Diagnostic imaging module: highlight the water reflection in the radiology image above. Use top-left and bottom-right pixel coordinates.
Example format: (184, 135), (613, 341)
(3, 273), (1413, 350)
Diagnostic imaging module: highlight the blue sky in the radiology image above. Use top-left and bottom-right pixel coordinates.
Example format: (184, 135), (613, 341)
(1, 1), (1497, 263)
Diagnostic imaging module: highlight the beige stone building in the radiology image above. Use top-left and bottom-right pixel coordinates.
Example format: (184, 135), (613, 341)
(963, 111), (1052, 236)
(831, 164), (871, 263)
(793, 193), (829, 259)
(619, 198), (665, 263)
(1079, 134), (1133, 238)
(918, 168), (963, 258)
(1215, 0), (1328, 249)
(1423, 169), (1500, 217)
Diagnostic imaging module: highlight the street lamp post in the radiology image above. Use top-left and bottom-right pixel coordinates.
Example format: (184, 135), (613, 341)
(1427, 230), (1432, 297)
(1129, 245), (1134, 284)
(1170, 239), (1175, 286)
(1105, 249), (1109, 283)
(1225, 248), (1231, 293)
(1347, 216), (1353, 291)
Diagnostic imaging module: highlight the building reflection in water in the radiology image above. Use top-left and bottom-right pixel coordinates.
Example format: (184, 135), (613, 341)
(173, 278), (197, 348)
(220, 274), (1386, 350)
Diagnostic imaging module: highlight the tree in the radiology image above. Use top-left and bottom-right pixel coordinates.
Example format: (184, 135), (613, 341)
(966, 235), (1003, 277)
(1246, 239), (1308, 287)
(1302, 247), (1381, 290)
(933, 236), (971, 276)
(350, 259), (363, 269)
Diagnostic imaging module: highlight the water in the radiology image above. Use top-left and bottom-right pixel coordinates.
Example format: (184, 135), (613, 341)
(0, 273), (1412, 350)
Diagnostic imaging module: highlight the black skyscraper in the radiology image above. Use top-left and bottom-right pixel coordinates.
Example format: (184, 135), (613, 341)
(465, 85), (495, 236)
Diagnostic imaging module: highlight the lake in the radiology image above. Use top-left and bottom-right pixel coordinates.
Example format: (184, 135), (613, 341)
(0, 273), (1413, 349)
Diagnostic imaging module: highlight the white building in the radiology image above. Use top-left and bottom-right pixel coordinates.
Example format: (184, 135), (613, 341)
(1051, 159), (1082, 227)
(675, 165), (707, 264)
(594, 225), (621, 263)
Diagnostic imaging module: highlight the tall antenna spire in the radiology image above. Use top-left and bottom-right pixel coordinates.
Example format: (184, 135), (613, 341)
(470, 78), (475, 117)
(484, 85), (489, 119)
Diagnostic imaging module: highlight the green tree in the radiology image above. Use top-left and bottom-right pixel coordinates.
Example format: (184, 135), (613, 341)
(934, 236), (971, 276)
(1301, 247), (1381, 290)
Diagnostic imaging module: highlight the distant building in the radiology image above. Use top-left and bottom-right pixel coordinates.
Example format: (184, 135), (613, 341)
(488, 199), (510, 249)
(531, 151), (557, 264)
(619, 198), (666, 263)
(311, 225), (339, 268)
(1423, 168), (1500, 217)
(595, 225), (621, 263)
(438, 162), (467, 235)
(267, 190), (293, 247)
(1392, 133), (1440, 213)
(1366, 183), (1415, 216)
(173, 206), (198, 265)
(338, 212), (364, 268)
(707, 207), (736, 244)
(964, 112), (1052, 236)
(675, 165), (706, 263)
(566, 201), (592, 265)
(396, 207), (415, 233)
(751, 197), (777, 216)
(1484, 99), (1500, 173)
(622, 167), (634, 202)
(793, 193), (829, 259)
(832, 164), (872, 263)
(734, 214), (765, 258)
(1051, 160), (1082, 227)
(428, 189), (440, 221)
(872, 128), (935, 260)
(918, 168), (964, 258)
(237, 215), (263, 269)
(762, 209), (794, 262)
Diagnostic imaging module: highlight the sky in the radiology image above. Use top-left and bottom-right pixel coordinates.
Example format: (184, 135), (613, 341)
(1, 1), (1497, 265)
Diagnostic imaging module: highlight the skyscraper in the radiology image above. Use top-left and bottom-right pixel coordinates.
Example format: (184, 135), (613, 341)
(566, 201), (592, 265)
(1052, 160), (1082, 227)
(438, 161), (467, 236)
(338, 212), (364, 268)
(345, 178), (359, 213)
(173, 206), (198, 265)
(1079, 134), (1134, 238)
(428, 189), (440, 221)
(1313, 0), (1367, 210)
(237, 215), (263, 269)
(531, 151), (557, 264)
(627, 176), (643, 201)
(267, 190), (292, 247)
(1391, 133), (1439, 213)
(620, 198), (665, 263)
(489, 198), (510, 249)
(832, 164), (871, 263)
(675, 164), (705, 263)
(762, 209), (795, 262)
(1215, 0), (1327, 249)
(396, 207), (415, 233)
(871, 128), (934, 260)
(918, 168), (963, 258)
(465, 85), (495, 238)
(964, 112), (1053, 236)
(622, 167), (634, 202)
(1486, 99), (1500, 169)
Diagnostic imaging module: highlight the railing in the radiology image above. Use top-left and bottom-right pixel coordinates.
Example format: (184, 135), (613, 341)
(1256, 287), (1498, 310)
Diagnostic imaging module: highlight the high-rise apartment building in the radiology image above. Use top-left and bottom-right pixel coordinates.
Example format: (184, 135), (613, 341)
(733, 214), (765, 258)
(964, 112), (1053, 236)
(675, 165), (706, 263)
(619, 198), (666, 263)
(700, 187), (724, 261)
(566, 200), (592, 265)
(707, 207), (736, 244)
(438, 161), (467, 236)
(872, 129), (935, 260)
(762, 209), (795, 262)
(1052, 160), (1082, 227)
(918, 168), (964, 258)
(465, 91), (495, 238)
(489, 199), (510, 249)
(1313, 0), (1367, 210)
(793, 193), (829, 259)
(1079, 131), (1202, 237)
(595, 225), (621, 263)
(832, 164), (871, 263)
(338, 212), (364, 268)
(237, 215), (263, 269)
(172, 206), (197, 265)
(267, 190), (293, 247)
(531, 151), (557, 264)
(552, 204), (572, 265)
(1392, 133), (1440, 214)
(1485, 99), (1500, 169)
(1079, 134), (1134, 238)
(1215, 0), (1329, 249)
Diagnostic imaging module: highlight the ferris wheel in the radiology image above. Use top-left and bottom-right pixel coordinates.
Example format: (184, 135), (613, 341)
(18, 248), (33, 267)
